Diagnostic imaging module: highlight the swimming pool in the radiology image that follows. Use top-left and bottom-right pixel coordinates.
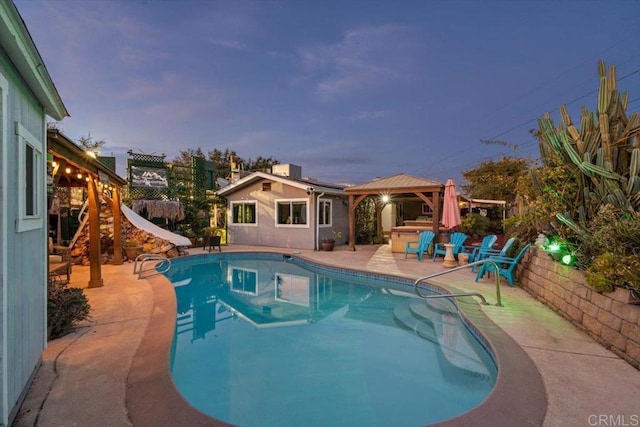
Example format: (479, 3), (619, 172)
(163, 252), (497, 427)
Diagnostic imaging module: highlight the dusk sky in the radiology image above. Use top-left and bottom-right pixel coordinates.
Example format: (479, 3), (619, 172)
(15, 0), (640, 187)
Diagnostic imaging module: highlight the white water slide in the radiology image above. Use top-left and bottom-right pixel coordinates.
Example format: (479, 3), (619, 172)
(121, 204), (192, 247)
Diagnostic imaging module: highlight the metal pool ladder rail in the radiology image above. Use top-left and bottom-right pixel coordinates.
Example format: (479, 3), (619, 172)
(414, 259), (503, 307)
(134, 253), (171, 279)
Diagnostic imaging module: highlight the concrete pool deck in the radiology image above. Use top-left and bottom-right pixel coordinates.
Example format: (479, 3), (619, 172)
(14, 244), (640, 426)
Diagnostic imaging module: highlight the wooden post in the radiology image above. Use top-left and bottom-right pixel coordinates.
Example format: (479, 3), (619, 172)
(348, 195), (356, 251)
(376, 202), (383, 243)
(112, 186), (123, 265)
(87, 176), (103, 288)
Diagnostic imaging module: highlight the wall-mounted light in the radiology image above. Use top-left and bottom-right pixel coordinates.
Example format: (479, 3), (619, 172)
(52, 161), (57, 168)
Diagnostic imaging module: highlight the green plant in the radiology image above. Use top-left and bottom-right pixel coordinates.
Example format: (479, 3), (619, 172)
(535, 60), (639, 229)
(585, 253), (640, 293)
(458, 213), (489, 237)
(48, 281), (91, 339)
(512, 60), (640, 292)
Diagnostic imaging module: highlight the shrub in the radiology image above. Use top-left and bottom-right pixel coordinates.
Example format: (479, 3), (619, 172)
(585, 253), (640, 293)
(48, 281), (91, 339)
(458, 213), (489, 237)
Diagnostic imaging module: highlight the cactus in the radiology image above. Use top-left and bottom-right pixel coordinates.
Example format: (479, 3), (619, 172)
(534, 60), (640, 231)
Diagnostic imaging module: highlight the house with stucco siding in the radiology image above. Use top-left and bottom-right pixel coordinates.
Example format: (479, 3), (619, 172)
(216, 164), (348, 250)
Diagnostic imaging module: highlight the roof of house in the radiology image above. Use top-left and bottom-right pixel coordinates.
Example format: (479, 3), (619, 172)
(0, 2), (68, 120)
(345, 173), (442, 193)
(216, 171), (346, 197)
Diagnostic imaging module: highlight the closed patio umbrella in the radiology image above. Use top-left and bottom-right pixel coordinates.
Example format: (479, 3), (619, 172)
(442, 178), (461, 230)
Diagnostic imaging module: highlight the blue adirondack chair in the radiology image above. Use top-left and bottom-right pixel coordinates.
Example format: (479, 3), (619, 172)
(470, 236), (516, 272)
(459, 234), (497, 263)
(432, 232), (468, 261)
(405, 231), (435, 261)
(475, 243), (532, 286)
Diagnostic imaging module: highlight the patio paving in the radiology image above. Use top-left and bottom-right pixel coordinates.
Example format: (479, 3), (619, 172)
(13, 243), (640, 426)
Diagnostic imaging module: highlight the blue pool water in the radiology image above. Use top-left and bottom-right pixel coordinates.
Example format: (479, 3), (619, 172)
(164, 253), (497, 427)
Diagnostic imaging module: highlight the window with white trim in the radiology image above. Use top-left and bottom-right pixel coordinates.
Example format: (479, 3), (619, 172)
(231, 201), (257, 225)
(318, 199), (332, 227)
(16, 122), (44, 232)
(229, 267), (258, 295)
(276, 199), (308, 226)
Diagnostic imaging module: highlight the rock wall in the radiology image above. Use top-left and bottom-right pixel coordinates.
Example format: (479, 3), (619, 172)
(70, 200), (188, 265)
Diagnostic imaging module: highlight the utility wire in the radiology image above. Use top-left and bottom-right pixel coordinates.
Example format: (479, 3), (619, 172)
(427, 68), (640, 168)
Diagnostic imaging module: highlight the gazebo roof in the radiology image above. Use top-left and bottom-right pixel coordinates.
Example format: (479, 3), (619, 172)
(345, 173), (442, 194)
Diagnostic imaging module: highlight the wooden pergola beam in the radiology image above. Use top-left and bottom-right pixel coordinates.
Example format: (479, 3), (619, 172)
(48, 129), (127, 287)
(345, 183), (444, 251)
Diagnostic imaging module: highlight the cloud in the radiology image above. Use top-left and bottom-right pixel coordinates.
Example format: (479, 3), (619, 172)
(350, 110), (392, 120)
(208, 39), (248, 51)
(296, 24), (420, 101)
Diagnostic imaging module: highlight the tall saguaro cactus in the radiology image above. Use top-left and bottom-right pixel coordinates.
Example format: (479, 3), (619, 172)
(535, 60), (640, 230)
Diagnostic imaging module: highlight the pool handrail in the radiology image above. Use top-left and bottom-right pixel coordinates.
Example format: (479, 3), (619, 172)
(134, 253), (171, 279)
(414, 259), (503, 307)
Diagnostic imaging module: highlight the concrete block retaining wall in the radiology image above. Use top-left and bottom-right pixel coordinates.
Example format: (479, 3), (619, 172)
(518, 247), (640, 369)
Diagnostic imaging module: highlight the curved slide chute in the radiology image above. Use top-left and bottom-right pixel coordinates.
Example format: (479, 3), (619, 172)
(121, 204), (192, 247)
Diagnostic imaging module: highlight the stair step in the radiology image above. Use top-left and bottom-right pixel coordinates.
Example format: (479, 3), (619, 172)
(408, 299), (459, 327)
(393, 301), (439, 345)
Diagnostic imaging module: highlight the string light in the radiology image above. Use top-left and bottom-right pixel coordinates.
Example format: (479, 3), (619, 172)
(65, 167), (71, 174)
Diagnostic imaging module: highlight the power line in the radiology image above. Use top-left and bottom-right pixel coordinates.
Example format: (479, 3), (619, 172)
(427, 67), (640, 168)
(485, 68), (640, 141)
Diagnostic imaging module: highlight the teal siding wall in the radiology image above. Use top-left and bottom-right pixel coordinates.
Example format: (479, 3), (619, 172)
(0, 46), (47, 425)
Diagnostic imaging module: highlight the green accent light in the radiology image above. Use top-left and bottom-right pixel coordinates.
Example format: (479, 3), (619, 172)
(547, 242), (561, 252)
(561, 254), (574, 265)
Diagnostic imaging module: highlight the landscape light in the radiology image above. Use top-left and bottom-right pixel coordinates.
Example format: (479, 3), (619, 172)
(546, 241), (562, 252)
(561, 253), (576, 266)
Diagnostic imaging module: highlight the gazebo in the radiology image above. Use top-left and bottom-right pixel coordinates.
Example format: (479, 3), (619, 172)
(48, 129), (127, 287)
(345, 173), (444, 251)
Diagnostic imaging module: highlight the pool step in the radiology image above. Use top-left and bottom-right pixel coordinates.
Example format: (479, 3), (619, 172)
(394, 299), (493, 379)
(393, 302), (440, 345)
(408, 299), (459, 327)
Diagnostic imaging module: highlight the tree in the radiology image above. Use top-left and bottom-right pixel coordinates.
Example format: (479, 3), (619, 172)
(77, 133), (106, 153)
(461, 156), (531, 203)
(207, 148), (238, 185)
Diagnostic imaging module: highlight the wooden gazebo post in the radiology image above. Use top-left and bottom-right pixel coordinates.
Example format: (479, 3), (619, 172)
(348, 195), (356, 251)
(112, 186), (123, 265)
(87, 175), (103, 288)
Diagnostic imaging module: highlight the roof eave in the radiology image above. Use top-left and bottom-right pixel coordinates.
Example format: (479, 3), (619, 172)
(48, 129), (127, 186)
(216, 171), (346, 197)
(0, 2), (69, 120)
